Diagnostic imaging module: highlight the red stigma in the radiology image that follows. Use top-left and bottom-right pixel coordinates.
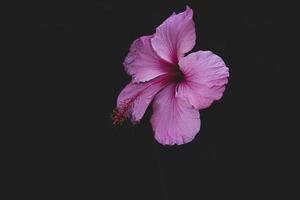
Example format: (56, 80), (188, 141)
(111, 101), (132, 125)
(111, 108), (126, 125)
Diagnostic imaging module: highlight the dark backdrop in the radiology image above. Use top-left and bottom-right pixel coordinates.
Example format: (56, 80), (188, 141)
(35, 0), (289, 199)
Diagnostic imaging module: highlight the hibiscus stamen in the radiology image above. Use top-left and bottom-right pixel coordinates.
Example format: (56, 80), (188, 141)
(111, 109), (124, 125)
(111, 94), (139, 125)
(111, 108), (127, 126)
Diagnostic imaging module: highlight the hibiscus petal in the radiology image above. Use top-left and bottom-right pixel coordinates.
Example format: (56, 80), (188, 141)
(123, 36), (170, 83)
(151, 6), (196, 64)
(150, 84), (200, 145)
(178, 51), (229, 110)
(116, 75), (169, 123)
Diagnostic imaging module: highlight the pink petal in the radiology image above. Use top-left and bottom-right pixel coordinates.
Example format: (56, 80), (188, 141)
(178, 51), (229, 110)
(123, 36), (171, 83)
(150, 84), (200, 145)
(116, 75), (169, 123)
(151, 6), (196, 64)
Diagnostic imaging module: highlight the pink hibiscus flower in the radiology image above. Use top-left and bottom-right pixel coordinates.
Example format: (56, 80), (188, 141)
(112, 6), (229, 145)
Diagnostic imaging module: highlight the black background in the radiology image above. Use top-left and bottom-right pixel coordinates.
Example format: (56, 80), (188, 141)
(32, 0), (291, 199)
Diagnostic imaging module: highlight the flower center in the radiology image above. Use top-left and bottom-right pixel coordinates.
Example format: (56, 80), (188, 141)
(172, 65), (185, 83)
